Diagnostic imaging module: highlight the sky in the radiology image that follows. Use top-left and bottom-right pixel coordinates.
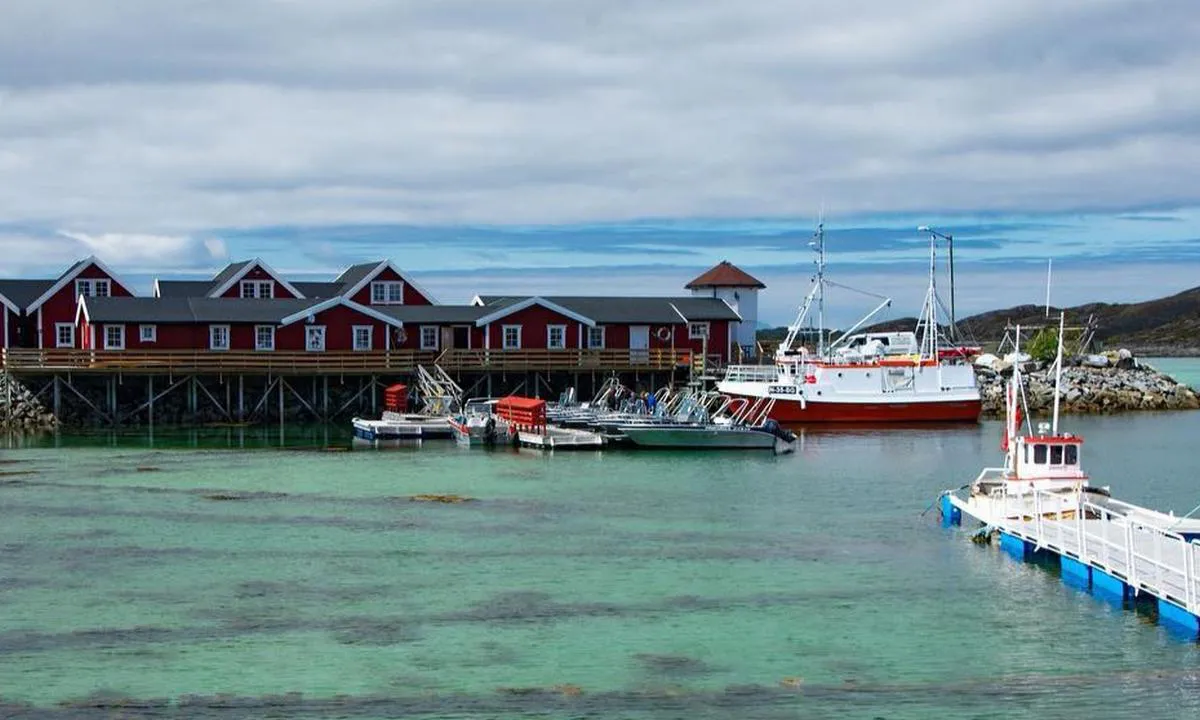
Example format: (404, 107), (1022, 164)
(1, 0), (1198, 326)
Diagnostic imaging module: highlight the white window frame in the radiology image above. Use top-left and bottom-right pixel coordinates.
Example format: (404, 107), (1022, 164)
(55, 322), (75, 348)
(502, 325), (522, 350)
(305, 325), (326, 352)
(104, 324), (125, 350)
(547, 324), (567, 350)
(352, 325), (373, 352)
(587, 326), (606, 350)
(420, 325), (439, 351)
(689, 321), (710, 340)
(140, 324), (157, 343)
(75, 278), (111, 298)
(240, 280), (274, 299)
(209, 324), (230, 351)
(370, 281), (404, 305)
(254, 325), (275, 351)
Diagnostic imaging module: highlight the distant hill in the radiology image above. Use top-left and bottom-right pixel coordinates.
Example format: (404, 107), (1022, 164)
(757, 286), (1200, 356)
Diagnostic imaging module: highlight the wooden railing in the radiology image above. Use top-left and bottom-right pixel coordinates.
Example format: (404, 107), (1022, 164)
(1, 348), (694, 375)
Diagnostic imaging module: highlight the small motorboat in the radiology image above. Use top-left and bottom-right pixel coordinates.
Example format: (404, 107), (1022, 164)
(620, 419), (796, 453)
(448, 398), (507, 447)
(352, 411), (454, 441)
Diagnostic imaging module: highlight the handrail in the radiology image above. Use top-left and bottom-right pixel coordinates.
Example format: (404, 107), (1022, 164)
(1, 347), (694, 374)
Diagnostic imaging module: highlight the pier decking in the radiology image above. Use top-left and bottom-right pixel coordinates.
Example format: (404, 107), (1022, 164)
(944, 487), (1200, 637)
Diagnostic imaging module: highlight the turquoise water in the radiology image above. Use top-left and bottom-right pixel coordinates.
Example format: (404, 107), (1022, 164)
(4, 412), (1200, 718)
(1145, 357), (1200, 389)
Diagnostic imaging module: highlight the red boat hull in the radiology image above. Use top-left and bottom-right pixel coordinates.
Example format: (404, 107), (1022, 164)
(728, 396), (982, 424)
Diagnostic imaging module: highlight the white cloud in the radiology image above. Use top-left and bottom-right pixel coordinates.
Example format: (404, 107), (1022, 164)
(0, 0), (1195, 238)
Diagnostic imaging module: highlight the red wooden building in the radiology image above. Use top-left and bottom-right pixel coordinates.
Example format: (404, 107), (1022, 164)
(0, 257), (134, 350)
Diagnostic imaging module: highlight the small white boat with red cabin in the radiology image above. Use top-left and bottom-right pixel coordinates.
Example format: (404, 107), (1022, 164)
(718, 224), (981, 423)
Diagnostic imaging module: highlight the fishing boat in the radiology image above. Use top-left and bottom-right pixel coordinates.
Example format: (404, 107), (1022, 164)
(718, 224), (981, 423)
(448, 398), (506, 447)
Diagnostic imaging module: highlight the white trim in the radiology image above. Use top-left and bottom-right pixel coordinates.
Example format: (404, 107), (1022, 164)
(37, 308), (42, 349)
(55, 322), (76, 348)
(688, 321), (710, 340)
(546, 324), (567, 350)
(254, 324), (276, 351)
(76, 277), (111, 299)
(502, 324), (522, 350)
(278, 297), (405, 328)
(26, 256), (134, 312)
(339, 260), (440, 305)
(419, 325), (439, 350)
(207, 258), (305, 299)
(475, 297), (596, 328)
(74, 296), (91, 325)
(152, 279), (162, 298)
(305, 325), (327, 352)
(209, 324), (231, 351)
(369, 280), (405, 305)
(587, 325), (606, 350)
(89, 323), (95, 351)
(469, 294), (486, 307)
(139, 324), (157, 343)
(240, 279), (275, 299)
(2, 307), (8, 350)
(103, 324), (125, 350)
(0, 291), (18, 315)
(352, 325), (374, 352)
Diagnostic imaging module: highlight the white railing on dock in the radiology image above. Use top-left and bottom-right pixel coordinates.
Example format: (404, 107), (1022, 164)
(989, 487), (1200, 614)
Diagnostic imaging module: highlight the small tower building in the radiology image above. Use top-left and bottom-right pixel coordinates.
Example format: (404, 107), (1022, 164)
(685, 261), (765, 358)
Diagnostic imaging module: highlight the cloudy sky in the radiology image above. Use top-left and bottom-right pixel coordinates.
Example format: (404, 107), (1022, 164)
(2, 0), (1198, 324)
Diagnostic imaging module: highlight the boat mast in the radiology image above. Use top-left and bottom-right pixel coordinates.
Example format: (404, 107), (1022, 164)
(815, 220), (826, 357)
(1006, 325), (1023, 470)
(1051, 311), (1066, 435)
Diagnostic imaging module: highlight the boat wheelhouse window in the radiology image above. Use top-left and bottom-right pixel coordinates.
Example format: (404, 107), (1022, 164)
(1065, 444), (1079, 465)
(1033, 444), (1048, 464)
(1050, 445), (1064, 465)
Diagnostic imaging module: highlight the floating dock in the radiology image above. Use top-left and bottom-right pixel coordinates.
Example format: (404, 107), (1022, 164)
(516, 426), (605, 450)
(943, 488), (1200, 638)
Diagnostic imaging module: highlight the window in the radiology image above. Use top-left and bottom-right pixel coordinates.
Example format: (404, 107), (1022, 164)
(420, 326), (438, 350)
(1050, 445), (1064, 465)
(353, 326), (373, 351)
(255, 325), (275, 351)
(1033, 444), (1048, 464)
(689, 322), (710, 340)
(306, 326), (326, 352)
(502, 325), (522, 350)
(370, 281), (404, 305)
(140, 325), (157, 343)
(547, 325), (566, 350)
(210, 325), (230, 351)
(104, 325), (125, 350)
(55, 323), (75, 348)
(1065, 444), (1079, 465)
(241, 280), (274, 299)
(75, 278), (111, 298)
(587, 326), (605, 349)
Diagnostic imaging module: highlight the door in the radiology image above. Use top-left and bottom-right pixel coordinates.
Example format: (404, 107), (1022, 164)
(305, 326), (326, 352)
(453, 325), (470, 349)
(630, 325), (650, 364)
(441, 327), (455, 351)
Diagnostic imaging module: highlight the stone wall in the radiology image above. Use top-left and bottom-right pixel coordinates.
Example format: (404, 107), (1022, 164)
(0, 371), (59, 433)
(976, 360), (1200, 417)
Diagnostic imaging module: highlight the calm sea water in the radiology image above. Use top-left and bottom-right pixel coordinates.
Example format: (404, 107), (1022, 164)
(4, 377), (1200, 718)
(1145, 357), (1200, 389)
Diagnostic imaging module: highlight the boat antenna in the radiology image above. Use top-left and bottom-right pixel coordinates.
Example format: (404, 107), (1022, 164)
(1051, 310), (1066, 435)
(815, 213), (826, 357)
(1044, 258), (1053, 317)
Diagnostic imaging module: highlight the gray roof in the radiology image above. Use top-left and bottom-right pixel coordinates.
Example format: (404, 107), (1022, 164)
(293, 281), (342, 298)
(333, 262), (380, 292)
(156, 280), (215, 298)
(84, 297), (325, 324)
(0, 279), (55, 310)
(208, 260), (254, 290)
(378, 305), (489, 324)
(474, 295), (740, 324)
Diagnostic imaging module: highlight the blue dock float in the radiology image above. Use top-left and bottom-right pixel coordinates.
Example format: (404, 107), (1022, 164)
(945, 489), (1200, 641)
(940, 493), (961, 528)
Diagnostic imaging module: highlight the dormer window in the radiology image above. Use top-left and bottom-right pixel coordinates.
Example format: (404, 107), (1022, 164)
(371, 281), (404, 305)
(76, 278), (111, 298)
(241, 280), (274, 298)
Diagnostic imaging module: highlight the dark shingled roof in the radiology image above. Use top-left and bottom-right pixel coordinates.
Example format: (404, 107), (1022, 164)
(208, 260), (255, 290)
(0, 279), (55, 310)
(333, 262), (381, 293)
(473, 296), (740, 323)
(685, 261), (765, 289)
(156, 280), (215, 298)
(293, 281), (342, 298)
(83, 297), (326, 324)
(377, 305), (490, 324)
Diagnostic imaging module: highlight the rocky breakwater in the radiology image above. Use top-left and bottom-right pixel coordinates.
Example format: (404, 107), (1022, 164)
(0, 371), (59, 433)
(975, 352), (1200, 417)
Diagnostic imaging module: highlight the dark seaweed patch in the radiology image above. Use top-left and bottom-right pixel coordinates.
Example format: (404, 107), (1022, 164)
(330, 617), (422, 646)
(634, 653), (718, 678)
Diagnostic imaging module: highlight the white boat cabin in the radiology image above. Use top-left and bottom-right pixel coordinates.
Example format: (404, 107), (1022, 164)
(832, 331), (919, 360)
(1007, 424), (1087, 484)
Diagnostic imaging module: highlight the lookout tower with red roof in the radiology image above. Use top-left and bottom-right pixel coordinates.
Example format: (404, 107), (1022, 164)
(685, 261), (765, 358)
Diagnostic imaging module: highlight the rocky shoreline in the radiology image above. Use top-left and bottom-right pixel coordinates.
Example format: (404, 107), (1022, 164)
(0, 372), (59, 433)
(976, 359), (1199, 418)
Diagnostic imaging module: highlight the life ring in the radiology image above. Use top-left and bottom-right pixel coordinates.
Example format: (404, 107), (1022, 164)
(656, 326), (672, 342)
(394, 327), (408, 345)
